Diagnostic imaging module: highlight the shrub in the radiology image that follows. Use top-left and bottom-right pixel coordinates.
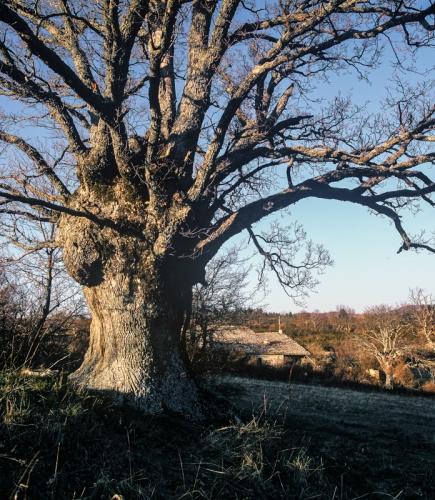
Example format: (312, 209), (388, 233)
(392, 360), (415, 387)
(421, 381), (435, 393)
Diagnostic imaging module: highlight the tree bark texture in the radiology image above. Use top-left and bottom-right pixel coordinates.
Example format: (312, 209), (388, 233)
(56, 194), (207, 420)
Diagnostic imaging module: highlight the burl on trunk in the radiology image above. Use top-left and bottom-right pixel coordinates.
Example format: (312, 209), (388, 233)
(57, 195), (209, 422)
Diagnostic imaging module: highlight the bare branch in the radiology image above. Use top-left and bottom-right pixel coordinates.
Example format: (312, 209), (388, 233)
(0, 131), (70, 198)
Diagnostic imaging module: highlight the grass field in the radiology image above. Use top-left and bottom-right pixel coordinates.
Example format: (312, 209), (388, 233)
(1, 372), (434, 499)
(208, 375), (435, 498)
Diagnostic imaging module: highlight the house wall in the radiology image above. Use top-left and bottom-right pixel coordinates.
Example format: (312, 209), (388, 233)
(284, 355), (303, 365)
(249, 354), (304, 366)
(259, 354), (285, 365)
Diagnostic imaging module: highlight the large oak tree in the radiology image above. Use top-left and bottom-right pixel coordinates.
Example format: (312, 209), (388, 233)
(1, 0), (435, 420)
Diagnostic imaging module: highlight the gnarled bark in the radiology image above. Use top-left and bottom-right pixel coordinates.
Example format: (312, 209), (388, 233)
(56, 197), (210, 421)
(75, 281), (205, 419)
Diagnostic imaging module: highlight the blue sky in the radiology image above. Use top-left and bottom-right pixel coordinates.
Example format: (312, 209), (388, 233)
(264, 197), (435, 313)
(260, 42), (435, 313)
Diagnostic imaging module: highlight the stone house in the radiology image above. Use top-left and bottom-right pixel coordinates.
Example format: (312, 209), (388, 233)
(211, 326), (309, 366)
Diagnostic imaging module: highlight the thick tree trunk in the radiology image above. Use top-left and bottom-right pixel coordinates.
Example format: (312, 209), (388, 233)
(381, 362), (393, 389)
(71, 280), (206, 419)
(57, 209), (213, 422)
(384, 372), (393, 389)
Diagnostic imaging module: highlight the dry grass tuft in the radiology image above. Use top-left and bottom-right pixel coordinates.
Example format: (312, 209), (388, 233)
(422, 380), (435, 393)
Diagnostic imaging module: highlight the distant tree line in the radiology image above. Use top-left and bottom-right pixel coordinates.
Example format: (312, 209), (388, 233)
(199, 296), (435, 391)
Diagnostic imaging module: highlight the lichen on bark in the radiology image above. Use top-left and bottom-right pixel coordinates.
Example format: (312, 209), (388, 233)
(56, 192), (214, 421)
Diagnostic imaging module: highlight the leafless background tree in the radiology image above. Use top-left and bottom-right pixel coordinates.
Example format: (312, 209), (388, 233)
(409, 287), (435, 352)
(184, 242), (267, 367)
(408, 287), (435, 380)
(354, 305), (413, 388)
(0, 218), (86, 369)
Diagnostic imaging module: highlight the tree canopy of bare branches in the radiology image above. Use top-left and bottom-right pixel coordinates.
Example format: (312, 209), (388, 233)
(1, 0), (435, 419)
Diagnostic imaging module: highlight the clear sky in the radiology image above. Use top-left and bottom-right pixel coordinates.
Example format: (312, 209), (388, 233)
(259, 42), (435, 314)
(264, 198), (435, 313)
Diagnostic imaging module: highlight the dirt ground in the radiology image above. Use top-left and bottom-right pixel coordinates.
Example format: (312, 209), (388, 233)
(209, 376), (435, 498)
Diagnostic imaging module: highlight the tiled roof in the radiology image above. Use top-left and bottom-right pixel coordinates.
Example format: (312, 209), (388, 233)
(211, 326), (309, 356)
